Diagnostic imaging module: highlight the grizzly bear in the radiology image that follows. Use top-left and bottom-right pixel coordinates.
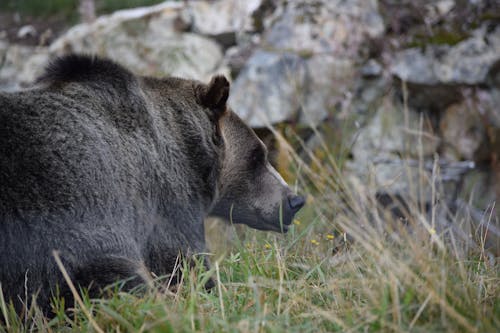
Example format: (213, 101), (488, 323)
(0, 54), (305, 314)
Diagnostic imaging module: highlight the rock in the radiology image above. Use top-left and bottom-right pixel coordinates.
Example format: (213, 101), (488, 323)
(17, 25), (37, 39)
(228, 50), (307, 127)
(348, 95), (441, 196)
(351, 96), (440, 160)
(440, 101), (487, 161)
(434, 0), (455, 16)
(262, 0), (384, 55)
(229, 0), (384, 127)
(222, 34), (260, 77)
(299, 54), (353, 125)
(391, 25), (500, 110)
(425, 0), (455, 24)
(228, 49), (354, 127)
(0, 43), (49, 91)
(2, 2), (229, 90)
(185, 0), (263, 47)
(361, 59), (383, 78)
(392, 27), (500, 85)
(478, 88), (500, 129)
(47, 2), (226, 81)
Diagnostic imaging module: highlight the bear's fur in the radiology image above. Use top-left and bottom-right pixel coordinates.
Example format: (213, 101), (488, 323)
(0, 54), (304, 314)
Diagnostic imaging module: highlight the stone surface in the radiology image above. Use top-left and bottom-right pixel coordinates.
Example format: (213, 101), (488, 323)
(48, 2), (225, 81)
(391, 25), (500, 110)
(348, 95), (440, 196)
(228, 0), (384, 127)
(222, 34), (260, 77)
(262, 0), (384, 55)
(185, 0), (262, 47)
(0, 2), (230, 91)
(440, 101), (487, 161)
(228, 50), (307, 127)
(299, 55), (354, 125)
(349, 97), (440, 162)
(0, 43), (49, 91)
(361, 59), (383, 78)
(392, 27), (500, 85)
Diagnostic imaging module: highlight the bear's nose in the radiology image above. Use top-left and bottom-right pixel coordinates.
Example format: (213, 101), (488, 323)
(288, 194), (305, 212)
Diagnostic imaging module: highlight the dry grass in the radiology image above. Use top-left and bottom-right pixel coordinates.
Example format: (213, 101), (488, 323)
(1, 104), (499, 333)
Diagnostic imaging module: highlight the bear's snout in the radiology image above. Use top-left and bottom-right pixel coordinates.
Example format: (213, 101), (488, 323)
(287, 194), (305, 213)
(280, 194), (305, 229)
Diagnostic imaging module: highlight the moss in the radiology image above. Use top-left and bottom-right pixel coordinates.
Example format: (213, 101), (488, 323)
(407, 29), (469, 48)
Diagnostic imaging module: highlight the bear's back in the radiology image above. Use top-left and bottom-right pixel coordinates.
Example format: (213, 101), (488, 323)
(0, 56), (157, 215)
(0, 55), (205, 219)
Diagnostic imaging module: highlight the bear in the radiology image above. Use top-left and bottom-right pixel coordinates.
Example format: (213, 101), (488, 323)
(0, 54), (305, 315)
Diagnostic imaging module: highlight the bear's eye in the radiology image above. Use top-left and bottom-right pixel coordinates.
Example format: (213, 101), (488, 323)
(249, 146), (266, 169)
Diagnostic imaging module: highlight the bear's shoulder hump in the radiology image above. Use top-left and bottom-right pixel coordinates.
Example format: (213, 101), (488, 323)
(38, 54), (133, 85)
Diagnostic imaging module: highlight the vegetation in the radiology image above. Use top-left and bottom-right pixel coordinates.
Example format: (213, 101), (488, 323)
(1, 117), (498, 333)
(0, 0), (164, 18)
(0, 1), (498, 330)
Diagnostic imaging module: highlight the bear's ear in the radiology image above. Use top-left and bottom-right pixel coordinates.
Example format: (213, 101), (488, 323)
(196, 75), (230, 115)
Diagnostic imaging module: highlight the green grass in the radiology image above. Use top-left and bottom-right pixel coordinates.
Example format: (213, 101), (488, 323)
(0, 129), (498, 332)
(0, 0), (165, 18)
(0, 81), (498, 332)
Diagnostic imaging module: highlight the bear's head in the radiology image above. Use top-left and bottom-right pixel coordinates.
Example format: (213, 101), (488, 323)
(196, 75), (305, 233)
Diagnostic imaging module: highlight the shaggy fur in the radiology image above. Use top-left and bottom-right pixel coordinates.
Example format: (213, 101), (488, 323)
(0, 54), (304, 314)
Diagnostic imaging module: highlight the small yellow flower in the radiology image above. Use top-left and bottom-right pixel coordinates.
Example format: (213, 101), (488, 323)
(264, 243), (272, 249)
(293, 220), (301, 225)
(310, 239), (319, 246)
(429, 228), (436, 235)
(326, 234), (335, 240)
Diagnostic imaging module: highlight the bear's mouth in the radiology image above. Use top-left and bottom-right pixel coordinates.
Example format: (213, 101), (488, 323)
(250, 222), (290, 233)
(255, 213), (294, 233)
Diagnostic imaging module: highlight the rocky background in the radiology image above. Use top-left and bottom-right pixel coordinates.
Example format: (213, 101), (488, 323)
(1, 0), (499, 250)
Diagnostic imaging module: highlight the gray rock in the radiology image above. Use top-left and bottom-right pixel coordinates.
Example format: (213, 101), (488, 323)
(185, 0), (262, 47)
(440, 101), (487, 161)
(0, 43), (49, 91)
(361, 59), (383, 78)
(348, 95), (441, 196)
(351, 96), (440, 161)
(228, 49), (354, 127)
(391, 25), (500, 110)
(262, 0), (384, 55)
(228, 50), (307, 127)
(392, 28), (500, 85)
(299, 54), (353, 125)
(17, 25), (37, 39)
(222, 34), (260, 77)
(48, 2), (226, 81)
(229, 0), (384, 126)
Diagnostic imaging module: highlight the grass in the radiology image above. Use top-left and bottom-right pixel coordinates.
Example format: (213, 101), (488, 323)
(0, 79), (498, 331)
(0, 0), (497, 331)
(0, 126), (498, 333)
(0, 0), (165, 18)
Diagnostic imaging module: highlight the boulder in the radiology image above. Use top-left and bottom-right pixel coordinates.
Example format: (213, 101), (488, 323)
(229, 0), (384, 127)
(228, 50), (307, 127)
(48, 2), (226, 80)
(1, 1), (229, 91)
(391, 25), (500, 110)
(0, 42), (49, 91)
(262, 0), (384, 55)
(440, 101), (487, 161)
(348, 95), (441, 196)
(184, 0), (263, 47)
